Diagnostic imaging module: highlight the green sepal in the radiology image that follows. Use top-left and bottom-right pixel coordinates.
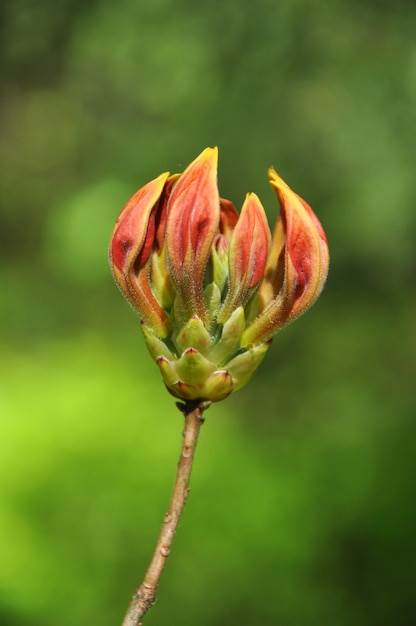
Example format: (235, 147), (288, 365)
(167, 369), (233, 402)
(141, 323), (175, 361)
(209, 306), (245, 365)
(172, 292), (189, 328)
(210, 244), (228, 293)
(175, 348), (217, 385)
(226, 341), (271, 391)
(167, 380), (200, 401)
(150, 250), (175, 310)
(243, 292), (260, 326)
(156, 356), (179, 386)
(175, 316), (212, 355)
(203, 369), (233, 401)
(203, 283), (222, 321)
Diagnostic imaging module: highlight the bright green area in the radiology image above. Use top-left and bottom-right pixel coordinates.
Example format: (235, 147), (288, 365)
(1, 0), (415, 624)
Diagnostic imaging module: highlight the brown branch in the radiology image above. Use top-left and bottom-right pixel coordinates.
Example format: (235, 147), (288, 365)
(121, 400), (206, 626)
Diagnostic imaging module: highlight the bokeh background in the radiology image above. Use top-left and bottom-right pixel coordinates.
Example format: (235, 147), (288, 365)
(1, 1), (415, 625)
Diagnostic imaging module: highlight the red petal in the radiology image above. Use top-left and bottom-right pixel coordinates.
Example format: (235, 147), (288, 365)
(154, 174), (180, 253)
(221, 193), (270, 319)
(219, 198), (239, 239)
(111, 172), (169, 272)
(230, 193), (270, 289)
(242, 169), (329, 346)
(166, 148), (220, 319)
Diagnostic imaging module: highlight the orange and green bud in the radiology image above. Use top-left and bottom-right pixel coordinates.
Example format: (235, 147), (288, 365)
(110, 148), (329, 403)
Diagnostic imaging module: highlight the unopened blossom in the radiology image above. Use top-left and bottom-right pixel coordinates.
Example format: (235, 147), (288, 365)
(110, 148), (329, 403)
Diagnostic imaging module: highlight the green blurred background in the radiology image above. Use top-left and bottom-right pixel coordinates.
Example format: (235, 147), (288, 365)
(1, 0), (415, 625)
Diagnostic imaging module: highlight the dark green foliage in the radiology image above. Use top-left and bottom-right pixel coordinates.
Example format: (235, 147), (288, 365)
(1, 0), (415, 624)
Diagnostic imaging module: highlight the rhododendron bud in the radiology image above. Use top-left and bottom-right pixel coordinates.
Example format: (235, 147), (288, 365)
(110, 148), (329, 403)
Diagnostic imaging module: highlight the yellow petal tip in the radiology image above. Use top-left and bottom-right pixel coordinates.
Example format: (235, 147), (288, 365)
(268, 167), (290, 192)
(199, 146), (218, 161)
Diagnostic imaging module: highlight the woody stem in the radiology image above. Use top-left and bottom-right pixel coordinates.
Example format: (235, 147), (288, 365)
(121, 401), (206, 626)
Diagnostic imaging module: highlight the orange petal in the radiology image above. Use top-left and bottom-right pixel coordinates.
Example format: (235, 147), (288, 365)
(219, 198), (239, 238)
(110, 172), (169, 273)
(109, 171), (172, 336)
(166, 147), (220, 320)
(220, 193), (270, 320)
(242, 170), (329, 345)
(270, 169), (329, 322)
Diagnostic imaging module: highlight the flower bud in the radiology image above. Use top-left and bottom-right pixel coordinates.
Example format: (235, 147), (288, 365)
(110, 149), (329, 403)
